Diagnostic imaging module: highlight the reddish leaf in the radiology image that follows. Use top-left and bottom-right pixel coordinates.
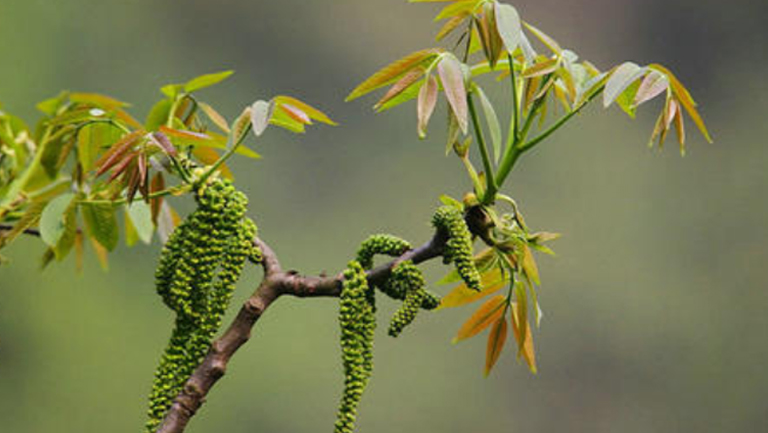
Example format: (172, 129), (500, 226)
(273, 96), (337, 125)
(93, 130), (143, 177)
(510, 306), (537, 373)
(438, 54), (468, 133)
(376, 68), (424, 109)
(149, 172), (165, 225)
(148, 131), (178, 157)
(634, 70), (669, 106)
(417, 75), (439, 139)
(346, 49), (441, 101)
(278, 103), (312, 125)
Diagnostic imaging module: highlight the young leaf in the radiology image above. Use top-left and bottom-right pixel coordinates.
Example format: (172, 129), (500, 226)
(192, 146), (234, 179)
(273, 96), (337, 125)
(485, 317), (508, 376)
(523, 22), (562, 55)
(634, 70), (669, 106)
(346, 49), (441, 101)
(648, 64), (712, 143)
(231, 107), (253, 144)
(436, 14), (467, 41)
(435, 1), (477, 21)
(438, 54), (469, 133)
(198, 102), (231, 133)
(475, 86), (502, 163)
(89, 236), (110, 271)
(521, 57), (558, 78)
(81, 202), (119, 252)
(603, 62), (645, 108)
(521, 244), (540, 285)
(40, 193), (76, 247)
(439, 271), (506, 309)
(145, 99), (173, 131)
(93, 131), (144, 176)
(376, 69), (425, 110)
(126, 201), (154, 244)
(495, 3), (522, 54)
(510, 306), (537, 373)
(53, 203), (78, 261)
(417, 75), (439, 139)
(278, 103), (312, 125)
(453, 295), (507, 343)
(250, 100), (275, 137)
(183, 71), (234, 93)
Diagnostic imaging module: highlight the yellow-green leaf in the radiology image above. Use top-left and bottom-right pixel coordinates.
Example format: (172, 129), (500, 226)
(346, 49), (441, 101)
(198, 102), (230, 133)
(377, 69), (425, 110)
(184, 71), (234, 93)
(81, 202), (119, 252)
(274, 96), (337, 125)
(439, 268), (507, 309)
(510, 304), (537, 373)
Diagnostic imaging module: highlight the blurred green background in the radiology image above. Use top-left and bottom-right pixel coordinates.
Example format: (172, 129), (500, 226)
(1, 0), (766, 432)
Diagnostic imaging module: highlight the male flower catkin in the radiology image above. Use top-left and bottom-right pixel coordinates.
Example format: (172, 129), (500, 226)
(432, 206), (481, 291)
(146, 179), (260, 433)
(336, 261), (376, 433)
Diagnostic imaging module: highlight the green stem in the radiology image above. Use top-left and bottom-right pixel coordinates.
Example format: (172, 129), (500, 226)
(79, 184), (191, 206)
(195, 123), (253, 187)
(467, 93), (496, 203)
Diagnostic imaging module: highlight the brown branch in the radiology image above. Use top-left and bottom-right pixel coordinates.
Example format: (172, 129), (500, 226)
(155, 230), (448, 433)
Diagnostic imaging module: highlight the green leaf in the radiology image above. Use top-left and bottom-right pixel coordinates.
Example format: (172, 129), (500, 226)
(126, 201), (153, 245)
(250, 100), (275, 137)
(435, 0), (477, 21)
(145, 99), (173, 131)
(81, 202), (119, 251)
(40, 193), (76, 247)
(438, 53), (469, 133)
(346, 49), (441, 101)
(184, 71), (234, 93)
(273, 96), (337, 125)
(53, 203), (78, 261)
(494, 3), (522, 54)
(270, 107), (306, 134)
(474, 86), (502, 163)
(78, 123), (119, 172)
(615, 79), (642, 118)
(603, 62), (645, 108)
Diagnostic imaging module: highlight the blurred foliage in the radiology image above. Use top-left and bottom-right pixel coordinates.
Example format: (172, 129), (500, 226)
(0, 0), (766, 433)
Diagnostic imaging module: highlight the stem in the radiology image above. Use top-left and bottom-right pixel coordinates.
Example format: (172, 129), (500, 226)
(520, 87), (604, 153)
(78, 184), (190, 206)
(195, 123), (253, 187)
(467, 93), (497, 203)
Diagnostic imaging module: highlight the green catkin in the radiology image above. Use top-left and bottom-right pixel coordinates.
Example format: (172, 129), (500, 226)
(432, 206), (481, 291)
(356, 234), (411, 270)
(386, 260), (430, 337)
(146, 179), (261, 433)
(336, 261), (376, 433)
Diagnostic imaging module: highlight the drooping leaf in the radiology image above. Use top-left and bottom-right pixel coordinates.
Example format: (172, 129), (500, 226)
(523, 22), (562, 54)
(438, 53), (469, 133)
(93, 131), (144, 177)
(439, 268), (507, 309)
(510, 304), (537, 373)
(183, 71), (234, 93)
(89, 236), (109, 271)
(81, 202), (119, 252)
(648, 64), (712, 143)
(615, 78), (642, 118)
(494, 3), (522, 54)
(453, 295), (507, 343)
(474, 86), (502, 163)
(346, 49), (441, 101)
(40, 193), (76, 247)
(485, 317), (508, 376)
(436, 14), (467, 41)
(603, 62), (645, 108)
(145, 99), (173, 131)
(417, 75), (439, 139)
(634, 70), (669, 106)
(521, 244), (540, 285)
(250, 100), (275, 137)
(125, 201), (153, 245)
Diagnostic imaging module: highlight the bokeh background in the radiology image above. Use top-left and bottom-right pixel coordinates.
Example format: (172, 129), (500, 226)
(1, 0), (766, 432)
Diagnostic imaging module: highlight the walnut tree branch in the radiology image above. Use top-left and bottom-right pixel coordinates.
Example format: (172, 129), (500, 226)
(0, 224), (41, 237)
(155, 229), (448, 433)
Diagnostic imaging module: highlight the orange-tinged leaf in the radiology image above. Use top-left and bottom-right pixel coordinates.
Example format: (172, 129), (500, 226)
(523, 22), (561, 54)
(435, 0), (476, 21)
(376, 68), (424, 110)
(93, 130), (143, 176)
(510, 306), (537, 373)
(436, 14), (467, 41)
(674, 105), (686, 153)
(417, 75), (439, 139)
(198, 102), (230, 133)
(521, 57), (558, 78)
(192, 146), (233, 179)
(346, 49), (441, 101)
(439, 268), (507, 309)
(648, 64), (712, 143)
(279, 103), (312, 125)
(158, 125), (213, 143)
(74, 232), (84, 274)
(438, 53), (468, 133)
(453, 295), (507, 343)
(273, 96), (337, 125)
(89, 236), (109, 271)
(485, 317), (508, 376)
(521, 244), (540, 285)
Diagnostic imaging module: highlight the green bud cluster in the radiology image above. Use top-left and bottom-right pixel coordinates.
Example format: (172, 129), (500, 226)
(336, 261), (376, 433)
(432, 206), (481, 291)
(356, 234), (411, 270)
(146, 179), (261, 433)
(385, 260), (437, 337)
